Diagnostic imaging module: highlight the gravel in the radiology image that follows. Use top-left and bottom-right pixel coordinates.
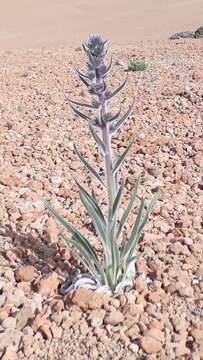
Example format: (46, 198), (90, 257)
(0, 39), (203, 359)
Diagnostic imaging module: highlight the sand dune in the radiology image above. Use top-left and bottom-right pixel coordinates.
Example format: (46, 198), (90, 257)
(0, 0), (203, 49)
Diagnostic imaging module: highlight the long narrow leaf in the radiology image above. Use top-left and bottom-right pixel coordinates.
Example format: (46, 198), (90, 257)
(138, 193), (159, 233)
(107, 77), (128, 100)
(74, 144), (105, 186)
(112, 98), (135, 133)
(112, 182), (124, 218)
(104, 108), (121, 123)
(89, 123), (106, 154)
(69, 102), (91, 121)
(121, 198), (145, 260)
(60, 234), (101, 280)
(113, 136), (135, 174)
(79, 190), (107, 246)
(43, 199), (99, 262)
(74, 65), (89, 79)
(72, 177), (106, 224)
(117, 177), (140, 238)
(68, 97), (98, 109)
(103, 57), (112, 77)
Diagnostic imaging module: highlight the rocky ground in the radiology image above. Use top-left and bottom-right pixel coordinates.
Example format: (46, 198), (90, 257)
(0, 39), (203, 359)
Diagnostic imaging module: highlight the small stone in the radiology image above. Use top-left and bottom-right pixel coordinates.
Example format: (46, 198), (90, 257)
(1, 346), (18, 360)
(134, 277), (148, 293)
(148, 289), (166, 303)
(175, 342), (190, 357)
(50, 311), (63, 326)
(39, 324), (52, 340)
(15, 265), (37, 282)
(0, 329), (22, 352)
(51, 176), (62, 187)
(50, 323), (63, 338)
(123, 303), (144, 316)
(32, 313), (46, 333)
(104, 310), (124, 326)
(88, 309), (106, 327)
(16, 302), (37, 330)
(140, 336), (162, 354)
(71, 288), (103, 310)
(144, 328), (165, 343)
(2, 317), (16, 329)
(0, 294), (6, 307)
(191, 328), (203, 345)
(36, 272), (59, 296)
(125, 323), (140, 338)
(128, 343), (139, 353)
(6, 288), (26, 308)
(178, 285), (193, 298)
(79, 321), (89, 335)
(46, 217), (59, 243)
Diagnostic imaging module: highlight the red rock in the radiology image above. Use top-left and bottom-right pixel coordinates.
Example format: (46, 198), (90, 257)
(39, 324), (52, 339)
(2, 317), (16, 330)
(191, 328), (203, 345)
(104, 310), (124, 326)
(1, 346), (18, 360)
(144, 328), (165, 343)
(50, 323), (63, 338)
(148, 288), (166, 303)
(71, 288), (103, 310)
(139, 336), (162, 354)
(36, 272), (59, 296)
(88, 309), (106, 327)
(46, 217), (59, 243)
(15, 265), (37, 282)
(125, 323), (140, 338)
(32, 313), (46, 333)
(178, 285), (194, 298)
(134, 277), (148, 293)
(122, 303), (144, 316)
(51, 299), (65, 312)
(175, 342), (190, 357)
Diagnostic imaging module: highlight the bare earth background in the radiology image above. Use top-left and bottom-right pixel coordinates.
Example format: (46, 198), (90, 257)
(0, 0), (203, 48)
(0, 1), (203, 360)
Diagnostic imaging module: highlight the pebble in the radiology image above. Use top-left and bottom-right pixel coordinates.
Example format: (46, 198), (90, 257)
(140, 336), (162, 354)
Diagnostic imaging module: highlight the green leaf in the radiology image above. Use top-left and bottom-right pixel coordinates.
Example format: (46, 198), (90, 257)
(112, 98), (135, 133)
(121, 198), (145, 260)
(89, 123), (106, 154)
(138, 193), (159, 233)
(113, 136), (135, 174)
(111, 236), (120, 286)
(72, 177), (106, 225)
(60, 234), (102, 281)
(43, 199), (99, 263)
(112, 182), (124, 218)
(74, 144), (105, 186)
(79, 190), (107, 246)
(117, 177), (140, 239)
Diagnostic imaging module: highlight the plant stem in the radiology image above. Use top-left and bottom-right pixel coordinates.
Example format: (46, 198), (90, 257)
(95, 70), (115, 220)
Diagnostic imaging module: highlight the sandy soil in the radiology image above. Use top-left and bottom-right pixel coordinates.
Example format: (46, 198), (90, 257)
(0, 0), (203, 49)
(0, 37), (203, 359)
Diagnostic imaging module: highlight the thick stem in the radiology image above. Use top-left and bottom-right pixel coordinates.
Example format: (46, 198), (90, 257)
(102, 122), (115, 213)
(95, 70), (115, 218)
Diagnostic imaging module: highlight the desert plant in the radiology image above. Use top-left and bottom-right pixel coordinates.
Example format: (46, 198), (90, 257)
(128, 59), (147, 72)
(44, 35), (157, 294)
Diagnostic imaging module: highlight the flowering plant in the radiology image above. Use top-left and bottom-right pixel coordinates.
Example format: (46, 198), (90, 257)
(44, 35), (158, 294)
